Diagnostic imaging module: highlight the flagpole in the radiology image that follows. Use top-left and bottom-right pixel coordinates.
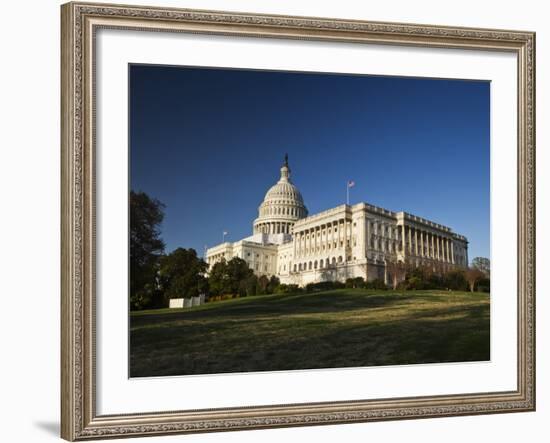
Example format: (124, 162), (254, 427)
(346, 182), (349, 205)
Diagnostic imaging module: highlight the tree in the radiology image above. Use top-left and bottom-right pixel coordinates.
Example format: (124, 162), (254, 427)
(443, 269), (468, 291)
(208, 259), (229, 296)
(226, 258), (254, 294)
(465, 267), (485, 292)
(158, 248), (208, 302)
(207, 257), (253, 296)
(471, 257), (490, 277)
(386, 259), (407, 290)
(257, 275), (270, 295)
(242, 274), (258, 296)
(130, 191), (165, 310)
(267, 275), (280, 294)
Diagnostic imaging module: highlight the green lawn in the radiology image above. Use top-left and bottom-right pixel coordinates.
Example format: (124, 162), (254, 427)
(130, 289), (490, 377)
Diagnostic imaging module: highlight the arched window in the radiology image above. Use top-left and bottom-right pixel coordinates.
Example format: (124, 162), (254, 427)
(320, 259), (324, 268)
(314, 260), (318, 269)
(332, 257), (336, 265)
(338, 256), (343, 263)
(309, 261), (312, 270)
(293, 264), (297, 272)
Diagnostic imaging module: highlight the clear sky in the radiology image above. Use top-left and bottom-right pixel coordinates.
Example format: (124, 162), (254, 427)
(130, 64), (490, 262)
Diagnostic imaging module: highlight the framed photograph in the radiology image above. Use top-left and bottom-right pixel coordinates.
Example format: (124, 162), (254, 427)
(61, 1), (536, 440)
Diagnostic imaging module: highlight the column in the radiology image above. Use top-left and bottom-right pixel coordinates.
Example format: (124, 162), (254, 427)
(364, 218), (370, 256)
(436, 236), (440, 261)
(339, 220), (343, 249)
(451, 241), (455, 264)
(317, 226), (321, 253)
(414, 228), (418, 256)
(401, 225), (406, 256)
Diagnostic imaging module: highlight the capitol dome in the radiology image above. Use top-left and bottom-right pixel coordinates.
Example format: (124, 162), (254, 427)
(253, 155), (308, 235)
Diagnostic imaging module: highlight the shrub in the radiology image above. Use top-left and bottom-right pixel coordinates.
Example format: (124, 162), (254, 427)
(477, 277), (490, 293)
(405, 275), (423, 290)
(220, 293), (238, 300)
(443, 270), (468, 291)
(305, 281), (344, 292)
(287, 284), (301, 293)
(366, 278), (387, 290)
(345, 277), (366, 289)
(274, 283), (300, 294)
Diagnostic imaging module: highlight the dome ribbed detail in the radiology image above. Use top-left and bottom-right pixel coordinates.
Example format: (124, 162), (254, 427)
(253, 155), (307, 235)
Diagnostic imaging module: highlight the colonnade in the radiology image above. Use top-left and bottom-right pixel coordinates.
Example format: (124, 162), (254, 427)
(254, 222), (293, 235)
(400, 225), (454, 264)
(293, 217), (353, 259)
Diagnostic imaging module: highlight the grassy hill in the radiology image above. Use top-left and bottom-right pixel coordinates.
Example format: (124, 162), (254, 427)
(130, 289), (490, 377)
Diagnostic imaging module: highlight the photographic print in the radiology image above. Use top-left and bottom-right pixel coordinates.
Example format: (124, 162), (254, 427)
(129, 64), (491, 378)
(61, 5), (536, 439)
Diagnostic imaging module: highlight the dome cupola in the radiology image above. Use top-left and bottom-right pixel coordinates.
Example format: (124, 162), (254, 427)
(253, 154), (307, 235)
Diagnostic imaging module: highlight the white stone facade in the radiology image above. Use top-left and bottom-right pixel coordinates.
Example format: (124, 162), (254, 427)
(206, 157), (468, 286)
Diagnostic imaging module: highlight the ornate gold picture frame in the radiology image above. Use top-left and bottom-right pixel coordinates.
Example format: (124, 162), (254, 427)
(61, 2), (535, 440)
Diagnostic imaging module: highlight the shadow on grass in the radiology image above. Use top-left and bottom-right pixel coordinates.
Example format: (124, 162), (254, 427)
(130, 294), (489, 377)
(131, 291), (441, 327)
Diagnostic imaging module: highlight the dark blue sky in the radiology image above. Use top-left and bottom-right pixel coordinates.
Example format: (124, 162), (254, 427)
(130, 64), (490, 262)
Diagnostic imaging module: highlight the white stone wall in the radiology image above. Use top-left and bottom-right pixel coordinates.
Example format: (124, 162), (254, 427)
(206, 201), (470, 287)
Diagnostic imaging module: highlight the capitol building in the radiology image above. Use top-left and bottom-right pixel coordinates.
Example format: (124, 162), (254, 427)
(206, 156), (469, 286)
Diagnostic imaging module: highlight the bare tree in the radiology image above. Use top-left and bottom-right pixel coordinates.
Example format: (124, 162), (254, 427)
(471, 257), (490, 277)
(464, 267), (484, 292)
(386, 259), (408, 290)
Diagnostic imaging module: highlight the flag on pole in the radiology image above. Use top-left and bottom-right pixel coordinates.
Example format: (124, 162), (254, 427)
(346, 180), (355, 205)
(223, 231), (228, 235)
